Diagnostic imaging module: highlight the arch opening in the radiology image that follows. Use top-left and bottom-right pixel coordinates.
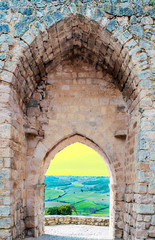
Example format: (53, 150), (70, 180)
(45, 142), (110, 177)
(44, 138), (114, 238)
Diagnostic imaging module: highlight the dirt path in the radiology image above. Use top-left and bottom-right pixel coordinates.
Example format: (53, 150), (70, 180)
(25, 225), (113, 240)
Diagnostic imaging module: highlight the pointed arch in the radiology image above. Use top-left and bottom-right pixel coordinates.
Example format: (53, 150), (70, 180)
(0, 2), (154, 239)
(43, 133), (116, 184)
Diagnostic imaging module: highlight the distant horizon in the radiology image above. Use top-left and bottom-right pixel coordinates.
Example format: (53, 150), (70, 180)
(45, 142), (110, 177)
(45, 175), (110, 177)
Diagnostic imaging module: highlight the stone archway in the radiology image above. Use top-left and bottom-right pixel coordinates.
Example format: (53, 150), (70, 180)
(25, 56), (127, 238)
(0, 1), (154, 239)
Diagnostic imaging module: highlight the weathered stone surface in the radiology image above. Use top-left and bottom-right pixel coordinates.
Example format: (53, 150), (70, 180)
(136, 183), (147, 194)
(0, 124), (12, 139)
(14, 23), (29, 37)
(151, 215), (155, 225)
(106, 19), (118, 32)
(45, 215), (109, 226)
(0, 206), (10, 217)
(135, 229), (148, 238)
(0, 1), (154, 240)
(148, 183), (155, 194)
(114, 130), (127, 138)
(0, 169), (10, 179)
(0, 218), (11, 228)
(0, 24), (9, 34)
(0, 229), (11, 238)
(129, 24), (144, 37)
(25, 128), (38, 136)
(149, 226), (155, 237)
(137, 204), (154, 214)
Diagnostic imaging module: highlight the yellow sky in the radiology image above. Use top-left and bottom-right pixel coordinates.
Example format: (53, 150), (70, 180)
(46, 142), (109, 176)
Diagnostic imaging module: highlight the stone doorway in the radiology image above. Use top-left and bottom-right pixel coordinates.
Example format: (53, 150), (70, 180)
(25, 57), (128, 238)
(0, 10), (154, 240)
(43, 141), (113, 238)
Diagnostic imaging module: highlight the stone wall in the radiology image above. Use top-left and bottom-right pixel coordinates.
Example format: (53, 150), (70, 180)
(0, 0), (154, 240)
(45, 215), (109, 226)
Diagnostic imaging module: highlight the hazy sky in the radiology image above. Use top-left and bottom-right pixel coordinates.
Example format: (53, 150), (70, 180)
(46, 142), (109, 176)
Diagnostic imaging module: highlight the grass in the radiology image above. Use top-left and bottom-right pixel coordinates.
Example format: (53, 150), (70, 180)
(56, 192), (96, 203)
(74, 201), (103, 210)
(56, 191), (109, 203)
(45, 189), (64, 201)
(73, 201), (109, 216)
(91, 209), (109, 217)
(72, 183), (83, 187)
(45, 201), (66, 207)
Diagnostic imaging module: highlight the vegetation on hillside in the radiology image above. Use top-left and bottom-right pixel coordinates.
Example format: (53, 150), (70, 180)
(45, 204), (72, 215)
(44, 176), (110, 217)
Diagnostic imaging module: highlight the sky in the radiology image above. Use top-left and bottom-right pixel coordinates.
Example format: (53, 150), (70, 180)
(45, 142), (109, 176)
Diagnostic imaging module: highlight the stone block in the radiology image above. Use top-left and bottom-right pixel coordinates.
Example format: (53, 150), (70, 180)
(118, 30), (132, 45)
(137, 214), (143, 222)
(0, 1), (9, 10)
(140, 38), (154, 50)
(0, 34), (14, 45)
(34, 142), (48, 161)
(4, 158), (11, 168)
(43, 14), (55, 28)
(149, 226), (155, 237)
(51, 11), (63, 23)
(14, 23), (29, 37)
(106, 19), (118, 32)
(148, 183), (155, 195)
(3, 196), (11, 205)
(0, 229), (11, 237)
(136, 183), (147, 194)
(138, 171), (154, 183)
(0, 169), (10, 179)
(27, 107), (40, 117)
(0, 24), (9, 34)
(135, 229), (148, 238)
(139, 162), (150, 171)
(0, 53), (6, 60)
(129, 24), (144, 37)
(130, 16), (137, 24)
(141, 16), (153, 25)
(0, 158), (3, 168)
(144, 216), (152, 222)
(18, 7), (33, 16)
(137, 204), (154, 214)
(0, 71), (17, 85)
(21, 32), (35, 45)
(0, 206), (10, 216)
(151, 215), (155, 225)
(0, 124), (12, 139)
(135, 5), (144, 17)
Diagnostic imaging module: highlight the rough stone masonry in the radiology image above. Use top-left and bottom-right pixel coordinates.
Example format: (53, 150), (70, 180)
(0, 0), (154, 240)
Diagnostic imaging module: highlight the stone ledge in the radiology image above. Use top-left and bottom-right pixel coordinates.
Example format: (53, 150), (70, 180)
(25, 127), (38, 136)
(114, 130), (127, 138)
(45, 215), (109, 226)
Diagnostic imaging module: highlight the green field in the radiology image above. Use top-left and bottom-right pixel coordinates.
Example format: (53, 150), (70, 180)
(45, 189), (64, 201)
(45, 176), (110, 216)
